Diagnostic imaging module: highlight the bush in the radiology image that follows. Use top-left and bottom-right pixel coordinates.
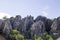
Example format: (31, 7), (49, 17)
(8, 30), (24, 40)
(3, 16), (8, 19)
(43, 32), (53, 40)
(34, 34), (43, 40)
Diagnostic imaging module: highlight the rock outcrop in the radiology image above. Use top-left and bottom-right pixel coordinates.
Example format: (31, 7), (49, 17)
(0, 19), (4, 33)
(12, 15), (22, 30)
(35, 16), (47, 22)
(22, 16), (34, 38)
(0, 15), (60, 40)
(50, 18), (60, 40)
(30, 21), (45, 38)
(3, 19), (12, 36)
(35, 16), (52, 33)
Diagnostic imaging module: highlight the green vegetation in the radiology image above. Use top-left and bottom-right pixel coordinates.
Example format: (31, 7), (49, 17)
(3, 16), (8, 19)
(34, 34), (43, 40)
(43, 32), (53, 40)
(8, 30), (24, 40)
(33, 32), (53, 40)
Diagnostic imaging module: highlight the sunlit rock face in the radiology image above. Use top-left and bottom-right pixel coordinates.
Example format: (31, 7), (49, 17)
(9, 17), (15, 27)
(3, 19), (12, 36)
(23, 16), (34, 31)
(30, 21), (45, 38)
(9, 15), (34, 39)
(50, 18), (60, 40)
(10, 15), (25, 34)
(12, 15), (22, 30)
(22, 16), (34, 38)
(35, 16), (52, 33)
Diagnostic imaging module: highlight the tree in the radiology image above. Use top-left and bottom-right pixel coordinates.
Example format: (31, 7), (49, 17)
(3, 16), (8, 19)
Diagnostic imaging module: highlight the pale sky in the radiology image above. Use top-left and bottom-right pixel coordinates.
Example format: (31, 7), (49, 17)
(0, 0), (60, 19)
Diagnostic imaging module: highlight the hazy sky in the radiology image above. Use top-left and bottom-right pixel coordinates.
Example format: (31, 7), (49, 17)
(0, 0), (60, 19)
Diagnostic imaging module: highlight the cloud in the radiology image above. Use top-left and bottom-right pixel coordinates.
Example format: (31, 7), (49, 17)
(0, 12), (11, 19)
(42, 11), (48, 16)
(41, 6), (49, 17)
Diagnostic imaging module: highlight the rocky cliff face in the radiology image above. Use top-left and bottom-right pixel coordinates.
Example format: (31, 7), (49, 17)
(50, 17), (60, 40)
(0, 15), (60, 40)
(30, 20), (45, 38)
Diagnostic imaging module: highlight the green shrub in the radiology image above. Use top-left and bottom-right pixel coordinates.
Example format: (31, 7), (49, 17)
(43, 32), (53, 40)
(3, 16), (8, 19)
(9, 30), (24, 40)
(34, 34), (43, 40)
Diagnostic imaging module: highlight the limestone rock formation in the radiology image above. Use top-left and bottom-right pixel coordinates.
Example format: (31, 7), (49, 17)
(35, 16), (47, 22)
(22, 16), (34, 38)
(0, 19), (4, 33)
(0, 15), (60, 40)
(9, 17), (15, 27)
(45, 19), (53, 33)
(35, 16), (52, 33)
(12, 15), (22, 29)
(30, 21), (45, 38)
(3, 19), (12, 36)
(50, 18), (60, 40)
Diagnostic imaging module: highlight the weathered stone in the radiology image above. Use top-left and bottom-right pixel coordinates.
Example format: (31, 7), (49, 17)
(12, 15), (21, 29)
(0, 19), (4, 33)
(30, 21), (45, 38)
(50, 18), (60, 40)
(35, 16), (52, 33)
(3, 19), (12, 36)
(22, 16), (34, 38)
(15, 15), (21, 21)
(45, 19), (53, 33)
(0, 15), (60, 40)
(35, 16), (47, 22)
(9, 17), (15, 27)
(24, 16), (34, 30)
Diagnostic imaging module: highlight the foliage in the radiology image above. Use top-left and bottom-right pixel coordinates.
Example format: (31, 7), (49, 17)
(43, 32), (53, 40)
(34, 34), (43, 40)
(9, 30), (24, 40)
(3, 16), (8, 19)
(33, 32), (53, 40)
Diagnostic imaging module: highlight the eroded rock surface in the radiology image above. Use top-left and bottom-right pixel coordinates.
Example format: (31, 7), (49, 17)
(30, 21), (45, 38)
(50, 18), (60, 40)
